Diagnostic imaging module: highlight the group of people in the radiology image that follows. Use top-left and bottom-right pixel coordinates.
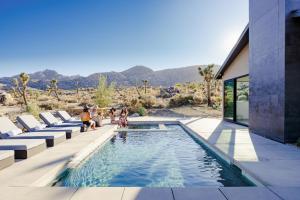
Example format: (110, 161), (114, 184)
(80, 105), (103, 131)
(109, 107), (128, 127)
(80, 106), (128, 131)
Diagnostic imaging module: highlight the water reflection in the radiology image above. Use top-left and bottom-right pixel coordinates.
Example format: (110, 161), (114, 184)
(119, 131), (128, 143)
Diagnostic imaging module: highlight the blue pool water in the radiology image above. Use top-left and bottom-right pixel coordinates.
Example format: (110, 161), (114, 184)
(58, 125), (253, 187)
(127, 124), (159, 129)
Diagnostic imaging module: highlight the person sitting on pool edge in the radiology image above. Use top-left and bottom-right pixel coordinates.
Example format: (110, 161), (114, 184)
(109, 107), (118, 124)
(90, 105), (103, 127)
(119, 108), (128, 128)
(80, 105), (96, 131)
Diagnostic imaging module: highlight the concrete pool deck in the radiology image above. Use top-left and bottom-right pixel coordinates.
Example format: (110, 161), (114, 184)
(0, 117), (299, 199)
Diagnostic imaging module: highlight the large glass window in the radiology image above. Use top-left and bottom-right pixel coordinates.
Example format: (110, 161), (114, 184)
(236, 76), (249, 125)
(224, 80), (234, 120)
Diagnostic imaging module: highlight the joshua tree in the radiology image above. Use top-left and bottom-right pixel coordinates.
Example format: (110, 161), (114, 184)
(134, 80), (142, 98)
(75, 81), (80, 98)
(48, 79), (60, 101)
(142, 80), (148, 94)
(198, 64), (215, 106)
(12, 72), (30, 105)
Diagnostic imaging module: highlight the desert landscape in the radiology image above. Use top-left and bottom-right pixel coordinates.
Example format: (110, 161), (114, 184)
(0, 65), (222, 121)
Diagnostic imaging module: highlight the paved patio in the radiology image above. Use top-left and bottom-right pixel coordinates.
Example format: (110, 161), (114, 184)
(1, 186), (300, 200)
(178, 117), (300, 187)
(0, 117), (300, 199)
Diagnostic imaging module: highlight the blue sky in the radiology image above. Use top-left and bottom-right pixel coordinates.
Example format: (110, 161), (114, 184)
(0, 0), (248, 77)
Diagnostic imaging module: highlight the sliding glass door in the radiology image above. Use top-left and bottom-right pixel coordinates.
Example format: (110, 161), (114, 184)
(223, 75), (249, 125)
(224, 80), (234, 120)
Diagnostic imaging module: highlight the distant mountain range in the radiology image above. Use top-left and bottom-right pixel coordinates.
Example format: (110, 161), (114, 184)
(0, 65), (220, 90)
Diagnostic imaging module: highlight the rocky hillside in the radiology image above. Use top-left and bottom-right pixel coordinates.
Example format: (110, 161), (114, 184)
(0, 65), (220, 90)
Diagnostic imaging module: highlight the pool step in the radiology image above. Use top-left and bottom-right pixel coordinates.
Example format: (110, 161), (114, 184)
(115, 124), (169, 132)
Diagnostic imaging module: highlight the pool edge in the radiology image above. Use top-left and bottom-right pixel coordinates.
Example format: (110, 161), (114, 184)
(51, 120), (264, 187)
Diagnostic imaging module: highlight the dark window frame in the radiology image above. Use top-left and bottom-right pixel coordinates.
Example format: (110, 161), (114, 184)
(223, 74), (249, 127)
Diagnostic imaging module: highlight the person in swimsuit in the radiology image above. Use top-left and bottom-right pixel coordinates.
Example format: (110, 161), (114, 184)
(80, 106), (96, 131)
(90, 105), (102, 127)
(119, 108), (128, 127)
(109, 107), (118, 124)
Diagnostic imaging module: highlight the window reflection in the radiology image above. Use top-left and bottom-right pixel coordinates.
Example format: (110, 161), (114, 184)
(224, 80), (234, 120)
(236, 76), (249, 125)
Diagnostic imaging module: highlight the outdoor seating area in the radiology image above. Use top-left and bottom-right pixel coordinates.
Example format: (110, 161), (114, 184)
(0, 0), (299, 199)
(0, 111), (81, 169)
(17, 114), (81, 139)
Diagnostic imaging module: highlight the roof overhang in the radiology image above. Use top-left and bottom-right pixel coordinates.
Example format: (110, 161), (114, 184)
(215, 25), (249, 79)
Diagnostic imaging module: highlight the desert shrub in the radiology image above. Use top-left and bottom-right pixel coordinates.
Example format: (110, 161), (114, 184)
(39, 101), (60, 110)
(37, 95), (49, 102)
(4, 100), (17, 106)
(94, 75), (115, 108)
(168, 95), (193, 107)
(26, 102), (41, 118)
(192, 93), (204, 105)
(128, 98), (143, 113)
(137, 106), (147, 116)
(155, 98), (167, 108)
(28, 90), (40, 99)
(1, 93), (17, 106)
(130, 98), (139, 107)
(65, 98), (78, 103)
(140, 95), (156, 109)
(214, 96), (222, 106)
(160, 90), (171, 98)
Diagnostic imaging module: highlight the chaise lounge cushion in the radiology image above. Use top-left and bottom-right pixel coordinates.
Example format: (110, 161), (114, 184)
(56, 111), (82, 123)
(8, 132), (65, 140)
(16, 115), (43, 132)
(17, 115), (80, 138)
(39, 112), (81, 127)
(0, 117), (66, 147)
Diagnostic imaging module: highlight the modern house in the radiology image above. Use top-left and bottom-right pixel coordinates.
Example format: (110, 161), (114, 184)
(216, 0), (300, 143)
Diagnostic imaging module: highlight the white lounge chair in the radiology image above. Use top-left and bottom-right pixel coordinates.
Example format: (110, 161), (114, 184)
(39, 112), (82, 127)
(56, 110), (82, 123)
(0, 117), (66, 147)
(0, 139), (46, 159)
(17, 115), (81, 139)
(0, 150), (14, 170)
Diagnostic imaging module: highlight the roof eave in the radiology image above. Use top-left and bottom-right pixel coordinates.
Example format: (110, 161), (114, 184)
(215, 24), (249, 79)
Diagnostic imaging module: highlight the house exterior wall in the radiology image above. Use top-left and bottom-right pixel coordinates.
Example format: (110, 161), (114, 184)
(223, 44), (249, 81)
(249, 0), (286, 142)
(249, 0), (300, 143)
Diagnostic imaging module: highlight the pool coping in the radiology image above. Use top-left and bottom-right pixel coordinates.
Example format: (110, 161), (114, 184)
(129, 120), (264, 186)
(67, 127), (118, 169)
(34, 124), (119, 187)
(178, 121), (263, 186)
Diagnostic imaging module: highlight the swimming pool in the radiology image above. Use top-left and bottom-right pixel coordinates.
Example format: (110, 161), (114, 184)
(57, 125), (253, 187)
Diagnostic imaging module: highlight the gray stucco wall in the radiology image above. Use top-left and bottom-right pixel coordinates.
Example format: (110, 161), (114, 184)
(249, 0), (300, 143)
(249, 0), (286, 142)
